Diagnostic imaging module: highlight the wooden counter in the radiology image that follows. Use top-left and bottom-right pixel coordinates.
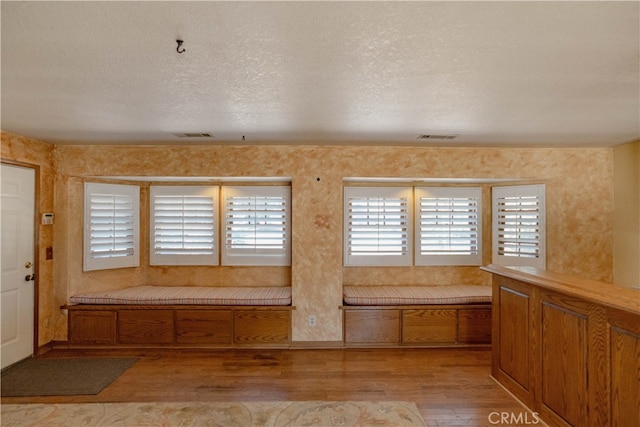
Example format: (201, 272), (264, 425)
(481, 264), (639, 427)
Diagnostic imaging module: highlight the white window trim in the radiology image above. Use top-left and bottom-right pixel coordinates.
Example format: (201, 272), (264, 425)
(492, 184), (546, 269)
(415, 187), (482, 266)
(150, 186), (219, 266)
(221, 185), (291, 266)
(83, 182), (140, 271)
(344, 186), (413, 267)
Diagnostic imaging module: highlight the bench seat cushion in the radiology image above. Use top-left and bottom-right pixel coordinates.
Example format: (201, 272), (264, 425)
(69, 286), (292, 306)
(343, 285), (491, 305)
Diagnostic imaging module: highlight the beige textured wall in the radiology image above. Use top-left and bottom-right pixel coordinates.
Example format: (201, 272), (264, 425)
(54, 144), (614, 342)
(0, 134), (616, 345)
(0, 132), (56, 346)
(613, 140), (640, 288)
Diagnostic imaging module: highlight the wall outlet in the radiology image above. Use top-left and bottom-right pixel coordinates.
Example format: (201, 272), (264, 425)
(308, 315), (316, 326)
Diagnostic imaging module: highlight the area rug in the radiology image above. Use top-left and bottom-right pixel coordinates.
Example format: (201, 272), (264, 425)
(1, 358), (138, 397)
(0, 401), (426, 426)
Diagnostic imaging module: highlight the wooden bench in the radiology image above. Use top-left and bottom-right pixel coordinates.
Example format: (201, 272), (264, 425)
(62, 286), (293, 348)
(342, 285), (492, 347)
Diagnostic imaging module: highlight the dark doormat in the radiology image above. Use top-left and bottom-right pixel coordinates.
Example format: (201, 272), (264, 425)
(1, 357), (138, 396)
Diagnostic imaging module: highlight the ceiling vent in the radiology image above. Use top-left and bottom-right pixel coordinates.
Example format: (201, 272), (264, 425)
(172, 133), (214, 138)
(417, 134), (458, 140)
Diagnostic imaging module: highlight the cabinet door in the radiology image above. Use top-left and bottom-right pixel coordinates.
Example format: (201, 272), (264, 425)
(609, 311), (640, 426)
(69, 310), (116, 344)
(176, 310), (232, 344)
(458, 308), (492, 344)
(344, 310), (400, 344)
(498, 287), (530, 389)
(494, 277), (532, 405)
(402, 309), (457, 344)
(118, 309), (174, 344)
(234, 310), (290, 344)
(540, 299), (588, 426)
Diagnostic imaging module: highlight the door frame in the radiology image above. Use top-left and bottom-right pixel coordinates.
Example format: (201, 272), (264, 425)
(1, 160), (40, 358)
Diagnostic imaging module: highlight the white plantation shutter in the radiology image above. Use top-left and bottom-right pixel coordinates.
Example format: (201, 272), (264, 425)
(416, 187), (482, 266)
(84, 183), (139, 271)
(222, 186), (291, 266)
(150, 186), (218, 265)
(492, 184), (546, 268)
(344, 187), (412, 266)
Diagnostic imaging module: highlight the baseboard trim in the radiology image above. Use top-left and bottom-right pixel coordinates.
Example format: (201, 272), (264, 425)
(289, 341), (344, 349)
(36, 341), (58, 356)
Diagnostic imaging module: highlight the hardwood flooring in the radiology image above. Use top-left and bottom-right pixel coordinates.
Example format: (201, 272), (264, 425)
(2, 347), (535, 426)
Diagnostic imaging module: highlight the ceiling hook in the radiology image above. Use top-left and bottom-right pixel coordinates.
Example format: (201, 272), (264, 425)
(176, 39), (185, 54)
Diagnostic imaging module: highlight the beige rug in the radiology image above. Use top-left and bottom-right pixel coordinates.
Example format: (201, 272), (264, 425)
(1, 401), (425, 426)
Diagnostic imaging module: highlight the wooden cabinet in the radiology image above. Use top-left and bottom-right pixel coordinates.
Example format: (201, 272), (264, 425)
(343, 305), (491, 347)
(484, 264), (640, 427)
(65, 306), (292, 348)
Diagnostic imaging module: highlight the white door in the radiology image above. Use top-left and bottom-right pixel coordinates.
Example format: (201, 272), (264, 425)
(1, 164), (35, 369)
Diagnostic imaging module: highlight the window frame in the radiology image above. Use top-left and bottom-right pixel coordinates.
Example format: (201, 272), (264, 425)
(83, 182), (140, 271)
(221, 185), (291, 266)
(344, 186), (413, 267)
(149, 185), (219, 266)
(492, 184), (546, 269)
(415, 186), (482, 266)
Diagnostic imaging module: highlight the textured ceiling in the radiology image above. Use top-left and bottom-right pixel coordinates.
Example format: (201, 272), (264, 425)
(1, 1), (638, 146)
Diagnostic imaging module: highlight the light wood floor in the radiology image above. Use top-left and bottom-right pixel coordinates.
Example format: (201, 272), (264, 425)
(2, 347), (534, 426)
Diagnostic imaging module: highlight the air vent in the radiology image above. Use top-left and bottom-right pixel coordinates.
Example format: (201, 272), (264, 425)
(417, 134), (458, 140)
(172, 133), (214, 138)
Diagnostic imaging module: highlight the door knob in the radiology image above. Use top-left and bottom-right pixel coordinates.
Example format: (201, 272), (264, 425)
(24, 274), (35, 282)
(25, 261), (32, 269)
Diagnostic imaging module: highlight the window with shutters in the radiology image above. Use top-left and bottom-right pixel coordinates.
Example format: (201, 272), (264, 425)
(150, 186), (218, 266)
(492, 184), (546, 268)
(222, 186), (291, 266)
(415, 187), (482, 266)
(344, 187), (412, 266)
(83, 183), (140, 271)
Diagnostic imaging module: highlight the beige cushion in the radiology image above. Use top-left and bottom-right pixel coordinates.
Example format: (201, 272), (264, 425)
(70, 285), (292, 306)
(343, 285), (491, 305)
